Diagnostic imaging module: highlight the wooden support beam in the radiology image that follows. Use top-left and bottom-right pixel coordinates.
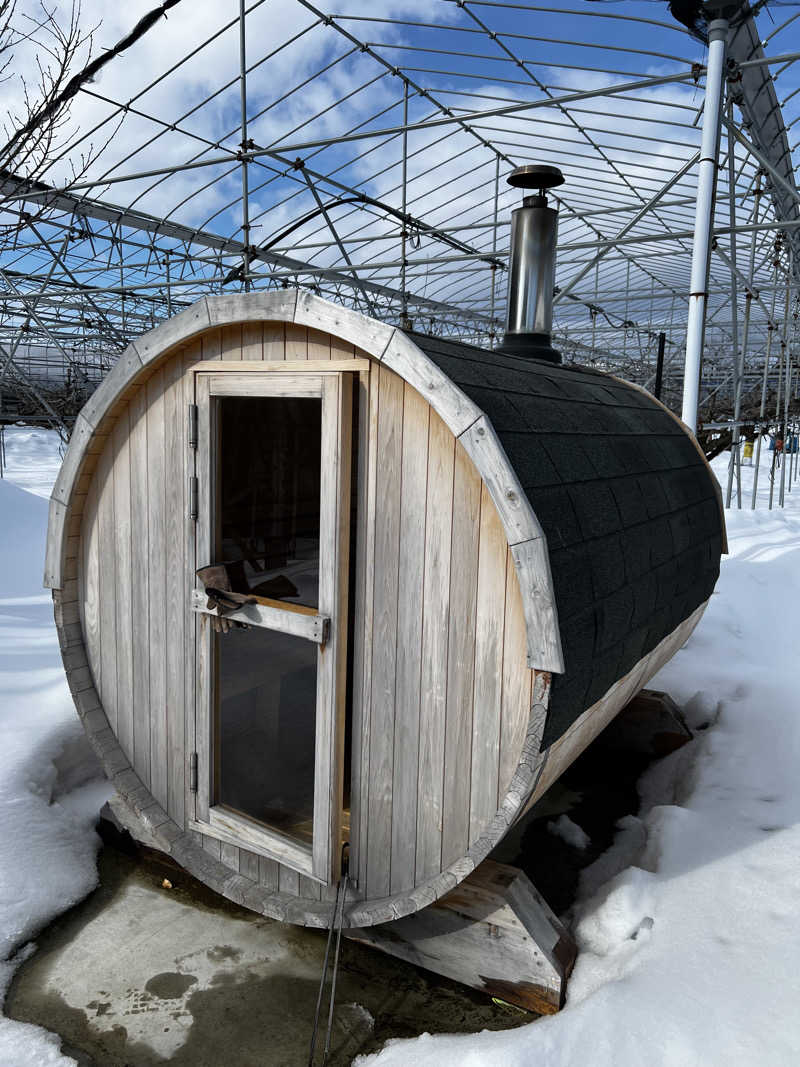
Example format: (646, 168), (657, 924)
(345, 859), (575, 1015)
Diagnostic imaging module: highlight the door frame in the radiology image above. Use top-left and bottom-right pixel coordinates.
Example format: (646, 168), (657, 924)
(188, 363), (354, 885)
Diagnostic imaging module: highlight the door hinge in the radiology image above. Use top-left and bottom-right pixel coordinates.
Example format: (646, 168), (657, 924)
(189, 752), (198, 793)
(189, 476), (198, 520)
(188, 403), (198, 449)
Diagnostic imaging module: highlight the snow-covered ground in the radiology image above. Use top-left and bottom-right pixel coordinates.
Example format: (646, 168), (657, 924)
(1, 426), (799, 1066)
(359, 445), (800, 1065)
(0, 427), (108, 1066)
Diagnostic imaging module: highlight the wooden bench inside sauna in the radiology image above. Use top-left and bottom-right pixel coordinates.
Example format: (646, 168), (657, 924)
(45, 167), (725, 1013)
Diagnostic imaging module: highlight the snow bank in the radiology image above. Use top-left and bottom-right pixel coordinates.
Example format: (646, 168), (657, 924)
(1, 425), (64, 500)
(358, 449), (800, 1066)
(0, 468), (108, 1065)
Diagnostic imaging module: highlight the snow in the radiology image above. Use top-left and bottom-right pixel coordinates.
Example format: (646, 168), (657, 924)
(358, 446), (800, 1067)
(548, 814), (590, 850)
(0, 432), (109, 1065)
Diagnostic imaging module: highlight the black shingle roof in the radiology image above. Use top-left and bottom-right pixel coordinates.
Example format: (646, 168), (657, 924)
(407, 331), (724, 748)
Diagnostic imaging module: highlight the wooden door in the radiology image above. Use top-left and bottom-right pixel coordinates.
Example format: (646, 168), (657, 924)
(190, 369), (353, 885)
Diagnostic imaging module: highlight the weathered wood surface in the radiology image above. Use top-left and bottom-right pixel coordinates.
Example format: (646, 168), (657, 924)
(346, 859), (575, 1014)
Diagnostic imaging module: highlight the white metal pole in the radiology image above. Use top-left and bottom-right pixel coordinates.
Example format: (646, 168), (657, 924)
(682, 18), (729, 433)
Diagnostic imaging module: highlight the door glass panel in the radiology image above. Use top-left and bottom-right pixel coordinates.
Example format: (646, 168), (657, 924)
(218, 396), (322, 608)
(214, 394), (322, 843)
(216, 626), (316, 843)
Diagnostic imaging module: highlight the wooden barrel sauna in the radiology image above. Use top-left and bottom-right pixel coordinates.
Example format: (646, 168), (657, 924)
(45, 290), (725, 927)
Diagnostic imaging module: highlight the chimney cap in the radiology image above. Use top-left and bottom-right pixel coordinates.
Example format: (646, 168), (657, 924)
(507, 164), (564, 192)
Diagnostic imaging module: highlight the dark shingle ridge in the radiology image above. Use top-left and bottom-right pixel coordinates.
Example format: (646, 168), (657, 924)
(406, 330), (723, 748)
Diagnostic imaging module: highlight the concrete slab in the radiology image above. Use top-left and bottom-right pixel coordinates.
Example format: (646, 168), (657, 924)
(5, 836), (527, 1066)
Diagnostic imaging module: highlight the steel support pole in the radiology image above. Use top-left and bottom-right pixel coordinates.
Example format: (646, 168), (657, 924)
(401, 81), (409, 329)
(654, 331), (666, 400)
(725, 98), (743, 508)
(752, 254), (779, 508)
(238, 0), (251, 292)
(489, 155), (499, 346)
(682, 18), (728, 433)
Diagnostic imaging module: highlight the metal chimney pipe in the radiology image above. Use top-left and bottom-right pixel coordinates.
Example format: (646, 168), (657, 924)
(499, 164), (564, 363)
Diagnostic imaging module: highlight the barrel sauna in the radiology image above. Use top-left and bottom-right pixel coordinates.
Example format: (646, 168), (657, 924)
(45, 284), (725, 937)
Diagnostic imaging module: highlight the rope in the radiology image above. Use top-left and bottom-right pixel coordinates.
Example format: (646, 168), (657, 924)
(308, 847), (349, 1067)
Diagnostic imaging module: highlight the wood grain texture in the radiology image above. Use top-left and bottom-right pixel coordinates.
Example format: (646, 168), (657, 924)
(146, 367), (168, 811)
(390, 383), (429, 894)
(129, 385), (151, 788)
(164, 356), (186, 827)
(366, 365), (404, 899)
(499, 552), (534, 803)
(415, 410), (455, 883)
(441, 443), (481, 869)
(96, 432), (117, 731)
(112, 409), (134, 763)
(470, 484), (508, 840)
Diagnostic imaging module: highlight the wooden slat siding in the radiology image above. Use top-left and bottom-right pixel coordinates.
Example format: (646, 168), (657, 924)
(221, 841), (239, 870)
(81, 476), (101, 702)
(299, 875), (322, 901)
(164, 355), (186, 827)
(355, 362), (379, 891)
(146, 367), (168, 810)
(441, 443), (482, 869)
(112, 409), (134, 763)
(469, 483), (508, 840)
(330, 335), (356, 360)
(390, 383), (429, 894)
(499, 551), (534, 803)
(241, 322), (263, 361)
(96, 434), (117, 730)
(258, 855), (280, 892)
(201, 328), (223, 361)
(221, 323), (242, 360)
(203, 834), (222, 860)
(129, 385), (151, 788)
(415, 410), (455, 884)
(285, 323), (308, 360)
(279, 866), (300, 896)
(263, 322), (285, 361)
(348, 365), (372, 886)
(183, 345), (200, 826)
(307, 327), (331, 360)
(366, 365), (404, 900)
(238, 848), (260, 880)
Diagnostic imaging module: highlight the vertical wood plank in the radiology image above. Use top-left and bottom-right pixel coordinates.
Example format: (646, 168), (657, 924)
(469, 484), (508, 840)
(184, 345), (200, 825)
(201, 328), (222, 361)
(331, 335), (356, 360)
(258, 856), (280, 892)
(284, 323), (308, 360)
(355, 364), (379, 891)
(221, 323), (242, 360)
(349, 365), (372, 886)
(262, 322), (285, 361)
(129, 385), (151, 788)
(307, 327), (331, 360)
(279, 866), (300, 896)
(441, 443), (481, 869)
(366, 366), (404, 899)
(164, 356), (186, 827)
(147, 367), (168, 810)
(238, 849), (260, 880)
(415, 410), (455, 883)
(499, 551), (534, 802)
(112, 408), (134, 763)
(241, 322), (263, 361)
(81, 476), (101, 697)
(390, 383), (429, 894)
(221, 841), (239, 870)
(203, 835), (221, 860)
(299, 875), (321, 901)
(96, 438), (117, 729)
